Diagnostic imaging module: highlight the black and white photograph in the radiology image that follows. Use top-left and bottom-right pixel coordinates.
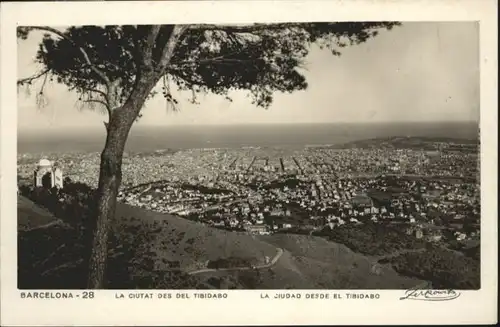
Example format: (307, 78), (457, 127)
(1, 0), (497, 325)
(15, 21), (482, 290)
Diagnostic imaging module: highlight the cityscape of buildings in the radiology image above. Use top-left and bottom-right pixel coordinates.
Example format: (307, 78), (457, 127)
(17, 138), (480, 247)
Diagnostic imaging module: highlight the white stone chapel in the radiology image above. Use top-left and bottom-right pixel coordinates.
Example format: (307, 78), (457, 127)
(33, 158), (64, 189)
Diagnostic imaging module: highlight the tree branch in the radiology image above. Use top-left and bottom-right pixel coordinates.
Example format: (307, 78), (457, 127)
(105, 78), (123, 112)
(157, 25), (189, 73)
(17, 69), (50, 86)
(84, 99), (110, 109)
(25, 26), (111, 85)
(188, 23), (301, 34)
(142, 26), (161, 67)
(162, 75), (180, 112)
(172, 57), (258, 68)
(87, 88), (107, 98)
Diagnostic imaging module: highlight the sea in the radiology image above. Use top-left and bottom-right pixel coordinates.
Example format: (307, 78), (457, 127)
(17, 122), (479, 154)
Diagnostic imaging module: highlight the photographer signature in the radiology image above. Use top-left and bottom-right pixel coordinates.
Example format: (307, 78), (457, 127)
(400, 282), (461, 301)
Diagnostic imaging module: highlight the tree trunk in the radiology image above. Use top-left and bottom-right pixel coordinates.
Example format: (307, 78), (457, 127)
(87, 111), (130, 289)
(87, 73), (157, 289)
(86, 25), (185, 288)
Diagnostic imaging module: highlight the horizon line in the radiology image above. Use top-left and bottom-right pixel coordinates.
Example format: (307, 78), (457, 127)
(18, 120), (480, 132)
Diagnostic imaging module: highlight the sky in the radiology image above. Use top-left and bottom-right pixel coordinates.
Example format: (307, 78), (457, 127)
(17, 22), (479, 133)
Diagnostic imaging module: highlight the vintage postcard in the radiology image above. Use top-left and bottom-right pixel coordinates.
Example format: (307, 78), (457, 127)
(1, 0), (497, 325)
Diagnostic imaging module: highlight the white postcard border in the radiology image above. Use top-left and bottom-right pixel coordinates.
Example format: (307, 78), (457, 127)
(1, 0), (498, 325)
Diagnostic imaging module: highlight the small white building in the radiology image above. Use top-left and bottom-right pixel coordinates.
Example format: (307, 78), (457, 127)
(33, 158), (63, 189)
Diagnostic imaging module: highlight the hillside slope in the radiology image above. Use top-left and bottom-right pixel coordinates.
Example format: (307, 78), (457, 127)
(192, 234), (425, 289)
(258, 234), (424, 289)
(18, 195), (62, 231)
(112, 203), (278, 272)
(111, 204), (426, 289)
(19, 199), (427, 289)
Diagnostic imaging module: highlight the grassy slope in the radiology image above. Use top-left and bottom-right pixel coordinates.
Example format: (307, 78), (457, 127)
(18, 195), (61, 231)
(113, 203), (278, 272)
(195, 234), (424, 289)
(255, 234), (424, 289)
(19, 199), (426, 289)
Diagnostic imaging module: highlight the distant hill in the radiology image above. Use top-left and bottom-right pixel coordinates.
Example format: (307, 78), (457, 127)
(19, 197), (426, 289)
(327, 136), (479, 150)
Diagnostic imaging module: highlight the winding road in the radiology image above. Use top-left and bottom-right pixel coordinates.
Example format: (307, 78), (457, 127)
(187, 247), (284, 276)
